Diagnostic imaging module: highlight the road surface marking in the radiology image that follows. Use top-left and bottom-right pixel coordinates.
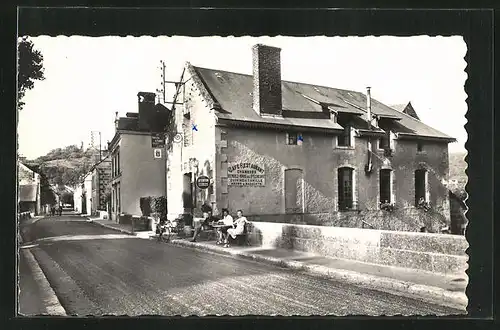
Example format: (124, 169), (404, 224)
(22, 249), (67, 316)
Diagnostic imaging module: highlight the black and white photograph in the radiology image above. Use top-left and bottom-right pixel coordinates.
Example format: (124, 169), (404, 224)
(17, 35), (469, 316)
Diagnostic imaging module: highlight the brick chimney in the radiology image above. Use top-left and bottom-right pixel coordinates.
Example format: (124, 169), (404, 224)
(137, 92), (156, 130)
(252, 44), (283, 117)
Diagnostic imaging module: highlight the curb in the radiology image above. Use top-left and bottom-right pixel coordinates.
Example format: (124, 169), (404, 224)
(169, 239), (467, 312)
(22, 249), (67, 316)
(88, 220), (136, 236)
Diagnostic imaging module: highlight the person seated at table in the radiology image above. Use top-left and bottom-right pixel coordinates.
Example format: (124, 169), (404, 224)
(191, 209), (218, 242)
(224, 210), (247, 247)
(216, 208), (234, 245)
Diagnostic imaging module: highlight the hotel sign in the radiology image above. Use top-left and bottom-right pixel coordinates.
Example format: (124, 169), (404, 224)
(151, 133), (165, 148)
(228, 162), (266, 187)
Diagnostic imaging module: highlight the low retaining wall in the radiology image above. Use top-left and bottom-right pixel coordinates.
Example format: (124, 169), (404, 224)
(246, 208), (449, 233)
(17, 211), (32, 222)
(247, 222), (468, 276)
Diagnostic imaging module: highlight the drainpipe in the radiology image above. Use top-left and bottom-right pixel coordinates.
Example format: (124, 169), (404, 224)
(365, 87), (373, 174)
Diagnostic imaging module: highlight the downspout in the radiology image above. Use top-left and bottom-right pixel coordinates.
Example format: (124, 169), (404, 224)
(365, 87), (373, 174)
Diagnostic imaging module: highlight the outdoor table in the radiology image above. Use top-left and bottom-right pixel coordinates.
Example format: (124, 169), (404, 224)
(210, 222), (233, 241)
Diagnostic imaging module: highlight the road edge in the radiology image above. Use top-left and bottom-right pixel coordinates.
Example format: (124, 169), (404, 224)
(86, 218), (137, 236)
(21, 249), (67, 316)
(169, 239), (467, 313)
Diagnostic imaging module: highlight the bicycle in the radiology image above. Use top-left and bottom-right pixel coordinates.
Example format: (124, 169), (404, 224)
(156, 219), (181, 242)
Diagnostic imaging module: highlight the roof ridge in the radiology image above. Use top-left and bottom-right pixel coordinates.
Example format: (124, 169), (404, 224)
(191, 65), (364, 96)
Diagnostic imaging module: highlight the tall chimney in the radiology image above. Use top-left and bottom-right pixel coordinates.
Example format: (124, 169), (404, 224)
(366, 87), (372, 129)
(114, 111), (119, 129)
(252, 44), (282, 117)
(137, 91), (156, 130)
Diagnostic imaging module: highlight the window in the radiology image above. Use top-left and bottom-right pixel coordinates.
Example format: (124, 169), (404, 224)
(338, 167), (354, 210)
(417, 142), (424, 152)
(379, 169), (392, 204)
(379, 132), (390, 149)
(414, 169), (428, 206)
(286, 132), (303, 145)
(286, 132), (298, 145)
(337, 125), (351, 147)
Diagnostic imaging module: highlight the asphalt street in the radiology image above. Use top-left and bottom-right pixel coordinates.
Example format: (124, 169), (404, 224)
(18, 213), (462, 316)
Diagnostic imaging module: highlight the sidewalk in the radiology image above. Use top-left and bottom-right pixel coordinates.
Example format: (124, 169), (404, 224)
(84, 216), (153, 238)
(82, 219), (468, 311)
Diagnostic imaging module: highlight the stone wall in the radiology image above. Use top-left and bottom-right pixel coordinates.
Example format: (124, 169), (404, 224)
(247, 222), (468, 275)
(247, 208), (448, 233)
(219, 127), (451, 232)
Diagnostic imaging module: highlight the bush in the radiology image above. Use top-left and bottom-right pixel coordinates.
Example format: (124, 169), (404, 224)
(149, 196), (167, 220)
(139, 197), (152, 216)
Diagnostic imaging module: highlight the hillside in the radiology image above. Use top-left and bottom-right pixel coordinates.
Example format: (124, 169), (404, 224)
(25, 145), (102, 187)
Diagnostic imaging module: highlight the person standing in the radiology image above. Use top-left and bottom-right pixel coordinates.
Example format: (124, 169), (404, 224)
(224, 210), (247, 247)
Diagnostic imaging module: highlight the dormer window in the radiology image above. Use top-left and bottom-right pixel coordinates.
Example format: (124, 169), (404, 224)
(337, 125), (352, 147)
(379, 132), (390, 149)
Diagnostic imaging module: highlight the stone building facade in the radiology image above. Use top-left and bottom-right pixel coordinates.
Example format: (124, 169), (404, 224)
(166, 44), (456, 232)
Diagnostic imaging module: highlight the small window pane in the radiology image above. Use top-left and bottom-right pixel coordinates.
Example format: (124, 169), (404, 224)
(287, 132), (298, 145)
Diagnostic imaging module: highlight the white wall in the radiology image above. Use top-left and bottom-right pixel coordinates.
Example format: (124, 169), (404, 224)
(120, 132), (166, 216)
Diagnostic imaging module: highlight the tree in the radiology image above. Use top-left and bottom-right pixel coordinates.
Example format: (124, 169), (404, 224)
(18, 37), (45, 110)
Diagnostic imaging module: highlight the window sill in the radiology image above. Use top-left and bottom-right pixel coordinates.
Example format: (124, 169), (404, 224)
(335, 146), (355, 150)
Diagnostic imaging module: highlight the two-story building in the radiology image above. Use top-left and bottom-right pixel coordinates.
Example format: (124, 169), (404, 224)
(165, 44), (456, 233)
(108, 92), (170, 222)
(18, 162), (41, 215)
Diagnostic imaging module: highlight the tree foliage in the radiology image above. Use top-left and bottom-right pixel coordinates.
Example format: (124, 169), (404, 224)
(18, 37), (45, 110)
(26, 145), (101, 187)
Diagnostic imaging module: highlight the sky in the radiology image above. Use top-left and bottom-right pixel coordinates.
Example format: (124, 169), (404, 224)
(18, 36), (467, 159)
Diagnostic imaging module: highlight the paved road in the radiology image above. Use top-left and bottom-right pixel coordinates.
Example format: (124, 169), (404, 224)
(19, 214), (461, 316)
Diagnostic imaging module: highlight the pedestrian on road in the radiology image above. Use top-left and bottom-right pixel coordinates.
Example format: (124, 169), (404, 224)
(224, 210), (248, 248)
(58, 202), (63, 216)
(217, 208), (233, 245)
(191, 209), (218, 242)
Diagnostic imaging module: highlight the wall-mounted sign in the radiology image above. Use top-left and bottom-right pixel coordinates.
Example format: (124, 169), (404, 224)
(151, 133), (165, 148)
(173, 133), (183, 143)
(228, 162), (266, 187)
(196, 175), (211, 189)
(154, 149), (162, 159)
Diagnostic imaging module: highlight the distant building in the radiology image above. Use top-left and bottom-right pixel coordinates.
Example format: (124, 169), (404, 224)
(18, 162), (41, 215)
(74, 157), (111, 216)
(108, 93), (170, 222)
(165, 44), (456, 233)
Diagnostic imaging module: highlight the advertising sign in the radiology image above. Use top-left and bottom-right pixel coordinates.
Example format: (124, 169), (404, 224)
(227, 162), (266, 187)
(196, 175), (211, 189)
(151, 133), (165, 148)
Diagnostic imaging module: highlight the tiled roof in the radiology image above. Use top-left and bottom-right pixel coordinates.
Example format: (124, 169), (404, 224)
(19, 184), (37, 202)
(192, 65), (455, 141)
(390, 104), (407, 112)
